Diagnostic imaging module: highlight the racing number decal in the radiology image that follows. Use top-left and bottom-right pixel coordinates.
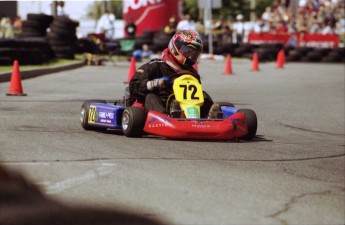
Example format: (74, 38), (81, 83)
(88, 106), (97, 123)
(173, 75), (204, 104)
(179, 84), (199, 100)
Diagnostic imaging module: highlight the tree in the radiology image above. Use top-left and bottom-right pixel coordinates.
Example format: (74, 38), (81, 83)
(182, 0), (199, 20)
(86, 0), (123, 21)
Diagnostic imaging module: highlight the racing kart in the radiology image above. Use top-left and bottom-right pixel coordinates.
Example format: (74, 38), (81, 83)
(80, 74), (257, 141)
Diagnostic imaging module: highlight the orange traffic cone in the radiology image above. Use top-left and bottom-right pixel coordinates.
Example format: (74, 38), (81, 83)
(224, 54), (233, 75)
(281, 49), (286, 64)
(124, 57), (136, 84)
(251, 52), (259, 72)
(7, 60), (27, 96)
(276, 49), (285, 69)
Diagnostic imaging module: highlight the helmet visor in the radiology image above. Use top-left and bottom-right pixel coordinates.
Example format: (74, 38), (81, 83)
(180, 44), (202, 64)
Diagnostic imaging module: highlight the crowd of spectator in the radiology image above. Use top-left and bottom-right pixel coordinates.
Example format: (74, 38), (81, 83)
(166, 0), (344, 46)
(0, 15), (22, 38)
(1, 0), (343, 47)
(223, 0), (343, 45)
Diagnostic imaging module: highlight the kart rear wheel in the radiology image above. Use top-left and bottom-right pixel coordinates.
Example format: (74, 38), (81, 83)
(80, 100), (107, 131)
(237, 109), (257, 140)
(122, 106), (146, 137)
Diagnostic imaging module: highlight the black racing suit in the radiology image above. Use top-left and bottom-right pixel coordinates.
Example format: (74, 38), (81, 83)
(129, 58), (213, 118)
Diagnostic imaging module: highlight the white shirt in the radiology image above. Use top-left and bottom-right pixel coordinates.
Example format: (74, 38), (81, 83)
(177, 19), (196, 31)
(233, 21), (244, 34)
(96, 13), (116, 33)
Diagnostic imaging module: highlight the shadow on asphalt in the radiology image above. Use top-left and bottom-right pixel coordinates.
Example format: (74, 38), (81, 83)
(0, 164), (171, 225)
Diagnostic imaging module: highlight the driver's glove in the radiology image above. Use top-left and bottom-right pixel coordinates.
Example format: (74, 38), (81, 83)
(146, 77), (170, 91)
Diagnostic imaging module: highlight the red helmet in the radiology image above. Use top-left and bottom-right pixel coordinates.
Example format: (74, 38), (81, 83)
(168, 30), (203, 69)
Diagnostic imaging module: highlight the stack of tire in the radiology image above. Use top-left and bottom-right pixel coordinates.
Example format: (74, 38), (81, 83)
(47, 16), (79, 59)
(20, 38), (55, 65)
(135, 30), (155, 49)
(0, 38), (55, 66)
(281, 47), (345, 63)
(254, 43), (283, 62)
(321, 48), (345, 62)
(152, 29), (172, 52)
(0, 39), (17, 65)
(20, 13), (53, 38)
(213, 43), (238, 55)
(0, 13), (54, 65)
(232, 43), (255, 58)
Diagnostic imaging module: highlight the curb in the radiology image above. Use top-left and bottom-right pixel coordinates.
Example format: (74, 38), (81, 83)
(0, 61), (85, 83)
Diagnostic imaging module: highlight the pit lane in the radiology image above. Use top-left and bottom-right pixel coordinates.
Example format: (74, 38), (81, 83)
(0, 59), (344, 225)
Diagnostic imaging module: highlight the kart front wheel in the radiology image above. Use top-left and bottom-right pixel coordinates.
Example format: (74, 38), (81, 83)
(80, 100), (107, 131)
(122, 106), (146, 137)
(237, 109), (257, 140)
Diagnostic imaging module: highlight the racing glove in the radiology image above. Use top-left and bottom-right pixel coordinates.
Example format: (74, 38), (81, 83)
(146, 77), (170, 91)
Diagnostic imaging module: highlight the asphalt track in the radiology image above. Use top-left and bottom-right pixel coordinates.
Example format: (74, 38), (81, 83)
(0, 58), (344, 225)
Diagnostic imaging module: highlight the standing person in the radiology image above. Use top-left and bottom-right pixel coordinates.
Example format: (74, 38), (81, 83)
(96, 10), (116, 39)
(164, 16), (177, 36)
(195, 19), (206, 39)
(0, 16), (13, 38)
(12, 16), (22, 37)
(176, 14), (196, 31)
(57, 1), (65, 16)
(125, 17), (137, 38)
(132, 44), (154, 62)
(232, 14), (245, 44)
(129, 30), (220, 118)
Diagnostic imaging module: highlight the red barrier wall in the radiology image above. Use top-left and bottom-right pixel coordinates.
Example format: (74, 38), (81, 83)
(123, 0), (182, 36)
(248, 32), (339, 48)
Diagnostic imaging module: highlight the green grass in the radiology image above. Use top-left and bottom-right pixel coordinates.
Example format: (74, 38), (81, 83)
(0, 55), (84, 73)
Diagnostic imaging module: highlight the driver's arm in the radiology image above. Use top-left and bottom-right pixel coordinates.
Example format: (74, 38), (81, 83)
(129, 63), (159, 103)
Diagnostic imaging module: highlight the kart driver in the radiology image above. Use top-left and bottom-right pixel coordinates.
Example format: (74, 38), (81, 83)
(128, 30), (220, 118)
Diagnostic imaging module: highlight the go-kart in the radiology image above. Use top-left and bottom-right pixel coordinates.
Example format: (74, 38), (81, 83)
(80, 74), (257, 140)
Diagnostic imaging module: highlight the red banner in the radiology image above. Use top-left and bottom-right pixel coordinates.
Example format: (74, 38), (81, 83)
(123, 0), (182, 36)
(248, 32), (339, 48)
(298, 33), (339, 48)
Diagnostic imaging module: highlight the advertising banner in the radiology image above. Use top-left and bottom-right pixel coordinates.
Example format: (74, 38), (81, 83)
(248, 32), (339, 48)
(123, 0), (182, 36)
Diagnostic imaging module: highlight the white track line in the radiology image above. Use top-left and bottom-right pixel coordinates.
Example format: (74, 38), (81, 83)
(45, 164), (117, 194)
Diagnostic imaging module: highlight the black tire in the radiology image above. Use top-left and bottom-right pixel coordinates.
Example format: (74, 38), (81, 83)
(0, 48), (19, 59)
(237, 109), (257, 140)
(122, 106), (146, 137)
(54, 16), (80, 28)
(80, 100), (107, 131)
(152, 36), (170, 52)
(0, 39), (16, 48)
(22, 20), (42, 29)
(135, 37), (153, 48)
(27, 13), (53, 25)
(21, 28), (46, 37)
(0, 57), (12, 65)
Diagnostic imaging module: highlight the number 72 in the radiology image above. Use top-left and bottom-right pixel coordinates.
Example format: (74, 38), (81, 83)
(179, 84), (199, 100)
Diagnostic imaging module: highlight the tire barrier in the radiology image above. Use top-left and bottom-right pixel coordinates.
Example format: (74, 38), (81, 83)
(2, 17), (344, 65)
(0, 13), (79, 65)
(134, 30), (155, 50)
(47, 16), (79, 59)
(75, 38), (99, 55)
(285, 47), (344, 63)
(0, 37), (55, 65)
(20, 13), (53, 38)
(219, 43), (344, 63)
(152, 29), (172, 52)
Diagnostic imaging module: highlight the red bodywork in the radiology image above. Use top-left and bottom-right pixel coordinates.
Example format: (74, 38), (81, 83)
(143, 110), (248, 140)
